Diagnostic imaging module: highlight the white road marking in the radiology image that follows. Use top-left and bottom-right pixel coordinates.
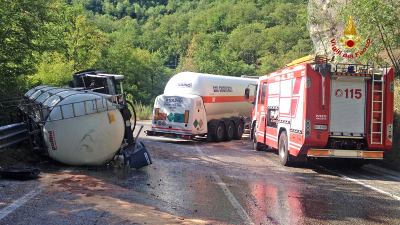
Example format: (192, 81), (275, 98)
(0, 187), (42, 221)
(364, 165), (400, 181)
(362, 167), (400, 182)
(194, 145), (254, 225)
(317, 165), (400, 201)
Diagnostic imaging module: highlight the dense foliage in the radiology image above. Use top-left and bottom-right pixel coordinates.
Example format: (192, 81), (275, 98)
(0, 0), (312, 104)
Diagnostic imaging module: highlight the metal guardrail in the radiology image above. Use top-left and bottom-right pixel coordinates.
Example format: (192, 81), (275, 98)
(0, 122), (28, 149)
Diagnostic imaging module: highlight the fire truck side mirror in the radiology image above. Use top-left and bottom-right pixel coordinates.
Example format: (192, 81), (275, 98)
(244, 88), (250, 99)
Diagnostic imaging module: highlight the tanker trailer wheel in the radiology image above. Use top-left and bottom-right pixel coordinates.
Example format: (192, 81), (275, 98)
(233, 120), (244, 140)
(278, 131), (292, 166)
(225, 121), (235, 141)
(213, 121), (226, 142)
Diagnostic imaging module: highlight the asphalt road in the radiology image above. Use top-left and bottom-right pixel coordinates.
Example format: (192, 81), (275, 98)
(1, 122), (400, 224)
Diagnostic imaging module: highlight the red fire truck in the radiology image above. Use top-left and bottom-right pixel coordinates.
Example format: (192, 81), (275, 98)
(251, 56), (394, 166)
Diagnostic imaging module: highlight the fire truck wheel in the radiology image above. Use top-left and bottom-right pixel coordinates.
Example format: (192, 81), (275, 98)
(225, 121), (235, 141)
(253, 126), (264, 151)
(233, 120), (244, 140)
(213, 121), (226, 142)
(279, 131), (291, 166)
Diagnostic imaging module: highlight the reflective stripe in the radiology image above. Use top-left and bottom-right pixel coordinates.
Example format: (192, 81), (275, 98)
(307, 149), (384, 159)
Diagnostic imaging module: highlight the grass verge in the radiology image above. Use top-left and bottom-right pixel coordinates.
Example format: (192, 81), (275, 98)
(131, 101), (153, 121)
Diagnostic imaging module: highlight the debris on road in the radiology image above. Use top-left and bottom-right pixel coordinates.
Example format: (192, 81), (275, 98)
(0, 167), (40, 180)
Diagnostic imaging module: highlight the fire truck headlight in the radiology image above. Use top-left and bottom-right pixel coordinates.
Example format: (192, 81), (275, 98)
(314, 124), (327, 130)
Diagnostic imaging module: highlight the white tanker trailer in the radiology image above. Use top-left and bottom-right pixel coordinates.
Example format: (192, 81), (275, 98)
(147, 72), (257, 141)
(19, 71), (152, 167)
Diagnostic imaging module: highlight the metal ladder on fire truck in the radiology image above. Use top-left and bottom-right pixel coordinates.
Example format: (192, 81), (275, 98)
(370, 69), (385, 145)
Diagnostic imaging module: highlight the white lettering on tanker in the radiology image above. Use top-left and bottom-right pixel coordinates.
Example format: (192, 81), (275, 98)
(213, 86), (233, 93)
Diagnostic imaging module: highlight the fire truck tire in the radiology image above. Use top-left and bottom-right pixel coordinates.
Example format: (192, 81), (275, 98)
(253, 126), (264, 151)
(233, 120), (244, 140)
(225, 121), (235, 141)
(279, 131), (292, 166)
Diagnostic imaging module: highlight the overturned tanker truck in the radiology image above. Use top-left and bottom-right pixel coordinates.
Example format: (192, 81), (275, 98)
(147, 72), (258, 141)
(18, 71), (151, 168)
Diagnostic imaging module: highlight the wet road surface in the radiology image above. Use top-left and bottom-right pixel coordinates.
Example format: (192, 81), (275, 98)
(1, 122), (400, 224)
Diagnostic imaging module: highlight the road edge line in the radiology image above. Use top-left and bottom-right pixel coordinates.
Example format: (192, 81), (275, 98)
(316, 165), (400, 201)
(0, 187), (42, 221)
(194, 145), (254, 225)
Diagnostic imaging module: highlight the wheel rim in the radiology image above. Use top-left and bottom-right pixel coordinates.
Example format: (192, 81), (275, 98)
(253, 128), (257, 144)
(279, 138), (286, 158)
(217, 125), (224, 139)
(228, 124), (234, 138)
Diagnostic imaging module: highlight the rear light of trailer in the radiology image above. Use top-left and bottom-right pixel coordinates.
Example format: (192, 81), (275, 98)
(184, 110), (189, 123)
(154, 108), (160, 121)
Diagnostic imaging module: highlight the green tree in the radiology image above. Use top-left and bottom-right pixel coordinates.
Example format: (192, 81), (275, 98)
(31, 3), (107, 86)
(100, 30), (170, 104)
(29, 52), (74, 86)
(0, 0), (53, 97)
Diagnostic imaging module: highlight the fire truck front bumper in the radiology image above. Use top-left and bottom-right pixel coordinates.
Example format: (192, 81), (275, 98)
(307, 149), (384, 159)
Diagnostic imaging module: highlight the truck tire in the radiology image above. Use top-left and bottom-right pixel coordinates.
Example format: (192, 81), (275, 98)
(215, 121), (226, 142)
(225, 121), (235, 141)
(252, 125), (264, 151)
(279, 131), (291, 166)
(207, 121), (217, 142)
(233, 120), (244, 140)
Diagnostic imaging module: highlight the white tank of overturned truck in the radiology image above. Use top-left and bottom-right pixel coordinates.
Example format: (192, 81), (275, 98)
(23, 86), (125, 166)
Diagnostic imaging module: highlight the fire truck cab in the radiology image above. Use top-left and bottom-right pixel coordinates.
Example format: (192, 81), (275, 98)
(251, 56), (394, 166)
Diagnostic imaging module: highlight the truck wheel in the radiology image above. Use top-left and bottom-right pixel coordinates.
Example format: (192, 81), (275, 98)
(233, 120), (244, 140)
(207, 121), (217, 142)
(253, 125), (264, 151)
(225, 121), (235, 141)
(279, 131), (291, 166)
(210, 121), (225, 142)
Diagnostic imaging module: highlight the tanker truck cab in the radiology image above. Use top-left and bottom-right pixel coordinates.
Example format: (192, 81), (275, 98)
(70, 70), (125, 96)
(149, 72), (257, 141)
